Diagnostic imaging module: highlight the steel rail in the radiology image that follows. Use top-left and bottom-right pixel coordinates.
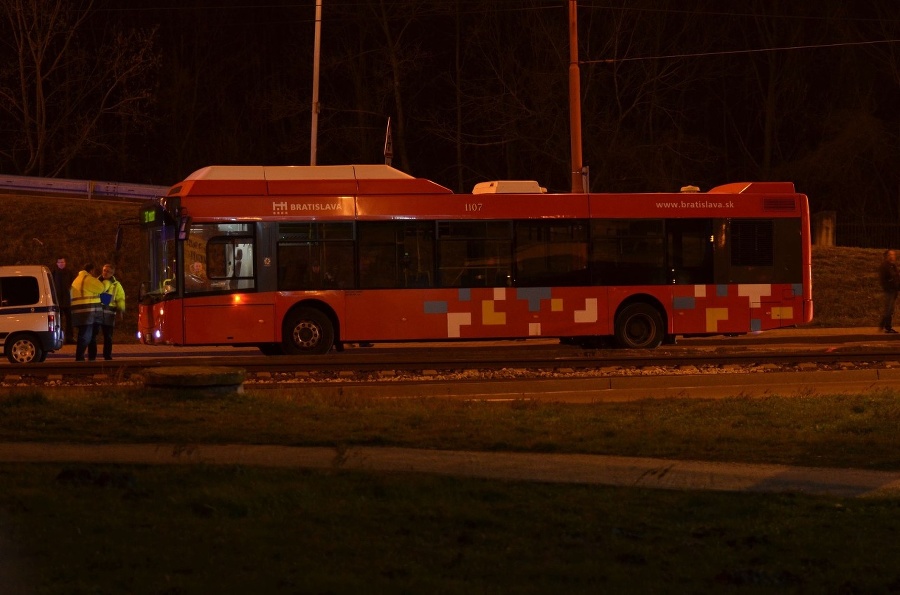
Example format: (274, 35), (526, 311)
(3, 344), (899, 388)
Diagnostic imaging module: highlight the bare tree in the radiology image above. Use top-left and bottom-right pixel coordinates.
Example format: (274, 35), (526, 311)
(417, 1), (571, 190)
(266, 1), (439, 172)
(0, 0), (158, 177)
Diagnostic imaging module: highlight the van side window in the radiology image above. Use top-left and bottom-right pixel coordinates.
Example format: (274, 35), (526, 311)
(0, 276), (40, 307)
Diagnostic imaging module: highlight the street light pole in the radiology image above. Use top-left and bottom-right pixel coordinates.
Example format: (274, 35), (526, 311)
(310, 0), (322, 166)
(568, 0), (585, 193)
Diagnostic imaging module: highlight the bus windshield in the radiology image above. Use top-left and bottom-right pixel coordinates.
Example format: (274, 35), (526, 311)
(141, 220), (178, 299)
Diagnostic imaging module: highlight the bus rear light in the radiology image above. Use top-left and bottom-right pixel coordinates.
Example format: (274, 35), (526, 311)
(48, 313), (56, 332)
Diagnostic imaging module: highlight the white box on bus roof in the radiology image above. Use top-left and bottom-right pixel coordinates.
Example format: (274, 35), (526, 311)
(472, 180), (547, 194)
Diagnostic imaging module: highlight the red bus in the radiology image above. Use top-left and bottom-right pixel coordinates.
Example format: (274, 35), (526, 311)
(136, 164), (813, 354)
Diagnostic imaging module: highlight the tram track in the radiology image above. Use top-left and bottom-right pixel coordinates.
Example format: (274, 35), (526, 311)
(3, 341), (900, 389)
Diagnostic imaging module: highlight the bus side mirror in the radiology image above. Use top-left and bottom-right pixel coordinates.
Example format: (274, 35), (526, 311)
(178, 216), (192, 240)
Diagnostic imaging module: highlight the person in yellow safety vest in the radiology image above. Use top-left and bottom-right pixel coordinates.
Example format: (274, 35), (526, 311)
(90, 263), (126, 361)
(70, 263), (104, 362)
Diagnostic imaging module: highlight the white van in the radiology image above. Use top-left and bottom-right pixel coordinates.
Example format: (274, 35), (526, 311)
(0, 265), (65, 363)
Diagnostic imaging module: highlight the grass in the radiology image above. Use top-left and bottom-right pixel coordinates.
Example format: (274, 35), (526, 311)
(3, 193), (900, 593)
(809, 245), (883, 328)
(4, 464), (900, 594)
(2, 388), (900, 470)
(2, 388), (900, 593)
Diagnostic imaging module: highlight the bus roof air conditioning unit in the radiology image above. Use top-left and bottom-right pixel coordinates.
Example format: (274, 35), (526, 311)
(472, 180), (546, 194)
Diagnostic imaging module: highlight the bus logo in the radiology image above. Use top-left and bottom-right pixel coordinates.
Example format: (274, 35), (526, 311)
(272, 201), (341, 215)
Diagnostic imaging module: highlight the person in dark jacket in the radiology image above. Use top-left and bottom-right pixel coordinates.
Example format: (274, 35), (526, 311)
(51, 257), (75, 343)
(878, 249), (900, 333)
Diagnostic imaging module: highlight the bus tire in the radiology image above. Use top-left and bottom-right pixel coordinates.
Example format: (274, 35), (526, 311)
(282, 308), (334, 355)
(6, 334), (43, 364)
(614, 303), (664, 349)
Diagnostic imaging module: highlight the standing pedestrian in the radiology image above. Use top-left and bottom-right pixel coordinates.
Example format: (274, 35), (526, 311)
(52, 257), (75, 343)
(70, 263), (104, 361)
(89, 263), (126, 361)
(878, 249), (900, 333)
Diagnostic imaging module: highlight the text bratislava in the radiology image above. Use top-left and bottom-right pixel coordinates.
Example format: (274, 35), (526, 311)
(655, 200), (735, 209)
(272, 201), (342, 214)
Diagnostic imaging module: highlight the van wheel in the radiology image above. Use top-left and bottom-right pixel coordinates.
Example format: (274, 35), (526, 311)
(614, 303), (664, 349)
(6, 335), (43, 364)
(282, 308), (334, 355)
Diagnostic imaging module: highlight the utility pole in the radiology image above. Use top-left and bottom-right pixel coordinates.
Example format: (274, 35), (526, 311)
(310, 0), (323, 165)
(384, 117), (393, 166)
(568, 0), (585, 192)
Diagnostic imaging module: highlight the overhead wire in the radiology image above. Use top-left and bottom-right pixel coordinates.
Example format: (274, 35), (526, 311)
(584, 38), (900, 65)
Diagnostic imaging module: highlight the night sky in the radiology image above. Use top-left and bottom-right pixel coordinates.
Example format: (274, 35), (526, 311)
(2, 0), (900, 224)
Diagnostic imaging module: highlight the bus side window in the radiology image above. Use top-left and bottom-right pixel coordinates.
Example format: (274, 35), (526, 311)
(321, 244), (353, 288)
(359, 248), (394, 288)
(277, 244), (310, 290)
(590, 219), (665, 285)
(207, 238), (255, 290)
(358, 221), (434, 289)
(405, 269), (431, 287)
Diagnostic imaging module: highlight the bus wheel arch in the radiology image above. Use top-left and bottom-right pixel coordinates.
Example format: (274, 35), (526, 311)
(613, 298), (667, 349)
(281, 302), (339, 355)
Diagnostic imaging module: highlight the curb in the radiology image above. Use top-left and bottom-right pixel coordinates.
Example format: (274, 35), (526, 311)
(1, 443), (898, 499)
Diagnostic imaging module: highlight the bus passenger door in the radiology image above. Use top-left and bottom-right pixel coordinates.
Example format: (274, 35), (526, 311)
(666, 219), (742, 335)
(666, 219), (713, 286)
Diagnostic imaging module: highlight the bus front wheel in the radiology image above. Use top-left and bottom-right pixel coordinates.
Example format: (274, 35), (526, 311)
(282, 308), (335, 355)
(614, 303), (664, 349)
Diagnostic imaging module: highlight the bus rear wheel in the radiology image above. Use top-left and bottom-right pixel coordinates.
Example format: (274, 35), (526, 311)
(282, 308), (334, 355)
(614, 303), (664, 349)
